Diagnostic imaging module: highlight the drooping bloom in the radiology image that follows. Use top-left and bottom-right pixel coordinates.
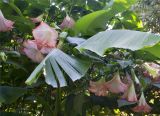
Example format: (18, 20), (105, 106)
(31, 14), (43, 23)
(60, 15), (75, 29)
(33, 22), (58, 48)
(0, 10), (14, 32)
(105, 72), (128, 94)
(88, 81), (108, 96)
(121, 82), (137, 102)
(23, 40), (44, 63)
(132, 92), (152, 113)
(23, 22), (58, 62)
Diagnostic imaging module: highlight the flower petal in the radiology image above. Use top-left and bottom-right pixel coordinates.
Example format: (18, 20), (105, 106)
(23, 48), (44, 63)
(0, 10), (14, 32)
(60, 15), (75, 29)
(121, 82), (137, 102)
(40, 47), (53, 54)
(132, 92), (152, 113)
(88, 81), (108, 96)
(33, 22), (58, 47)
(23, 40), (38, 49)
(106, 72), (128, 93)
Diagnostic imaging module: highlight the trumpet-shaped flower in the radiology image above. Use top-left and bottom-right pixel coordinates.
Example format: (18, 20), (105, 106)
(23, 22), (58, 62)
(0, 10), (14, 32)
(33, 22), (58, 48)
(106, 72), (128, 94)
(60, 15), (75, 29)
(23, 40), (44, 63)
(88, 81), (108, 96)
(132, 92), (152, 113)
(121, 82), (137, 102)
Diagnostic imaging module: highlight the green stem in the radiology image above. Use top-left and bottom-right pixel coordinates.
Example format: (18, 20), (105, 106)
(9, 3), (23, 17)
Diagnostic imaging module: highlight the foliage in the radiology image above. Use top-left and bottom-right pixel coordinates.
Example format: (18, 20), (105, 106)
(0, 0), (160, 116)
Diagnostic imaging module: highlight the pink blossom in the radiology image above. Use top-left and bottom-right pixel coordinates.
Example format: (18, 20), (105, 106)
(33, 22), (58, 48)
(106, 72), (128, 94)
(132, 92), (152, 113)
(23, 40), (44, 63)
(60, 15), (75, 29)
(121, 82), (137, 102)
(0, 10), (14, 32)
(88, 81), (108, 96)
(23, 22), (58, 62)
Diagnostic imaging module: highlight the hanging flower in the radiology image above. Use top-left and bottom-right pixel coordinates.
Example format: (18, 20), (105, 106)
(106, 72), (128, 94)
(132, 92), (152, 113)
(33, 22), (58, 48)
(121, 82), (137, 102)
(88, 81), (108, 96)
(0, 10), (14, 32)
(23, 22), (58, 62)
(60, 15), (75, 29)
(23, 40), (44, 63)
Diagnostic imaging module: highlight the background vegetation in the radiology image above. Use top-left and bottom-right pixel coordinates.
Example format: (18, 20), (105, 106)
(0, 0), (160, 115)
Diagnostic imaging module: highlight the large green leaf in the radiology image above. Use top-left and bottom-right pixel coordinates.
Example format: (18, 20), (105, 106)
(73, 0), (136, 36)
(25, 49), (91, 88)
(76, 30), (160, 58)
(73, 10), (108, 36)
(0, 86), (27, 104)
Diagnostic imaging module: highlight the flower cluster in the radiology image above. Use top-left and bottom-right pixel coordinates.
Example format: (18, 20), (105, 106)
(88, 71), (152, 113)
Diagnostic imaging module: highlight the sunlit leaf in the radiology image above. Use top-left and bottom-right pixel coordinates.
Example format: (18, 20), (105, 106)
(76, 30), (160, 58)
(25, 49), (91, 88)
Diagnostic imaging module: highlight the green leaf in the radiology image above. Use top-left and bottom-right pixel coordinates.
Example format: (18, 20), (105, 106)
(0, 86), (27, 104)
(73, 0), (137, 36)
(25, 49), (91, 88)
(76, 30), (160, 58)
(153, 83), (160, 88)
(73, 10), (108, 36)
(0, 112), (26, 116)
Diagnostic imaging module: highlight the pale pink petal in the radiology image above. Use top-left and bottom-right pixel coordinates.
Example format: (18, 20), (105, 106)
(106, 72), (128, 94)
(23, 40), (38, 49)
(0, 10), (14, 32)
(121, 82), (137, 102)
(33, 22), (58, 47)
(40, 47), (53, 54)
(23, 48), (44, 63)
(60, 15), (75, 29)
(88, 81), (108, 96)
(132, 92), (152, 113)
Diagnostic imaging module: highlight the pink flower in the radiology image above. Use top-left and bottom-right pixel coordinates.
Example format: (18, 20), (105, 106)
(23, 22), (58, 62)
(121, 82), (137, 102)
(60, 15), (75, 29)
(0, 10), (14, 32)
(31, 14), (43, 23)
(23, 40), (44, 63)
(106, 72), (128, 93)
(132, 92), (152, 113)
(88, 81), (108, 96)
(33, 22), (58, 48)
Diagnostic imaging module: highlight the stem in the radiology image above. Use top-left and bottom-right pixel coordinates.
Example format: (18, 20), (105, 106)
(9, 3), (23, 17)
